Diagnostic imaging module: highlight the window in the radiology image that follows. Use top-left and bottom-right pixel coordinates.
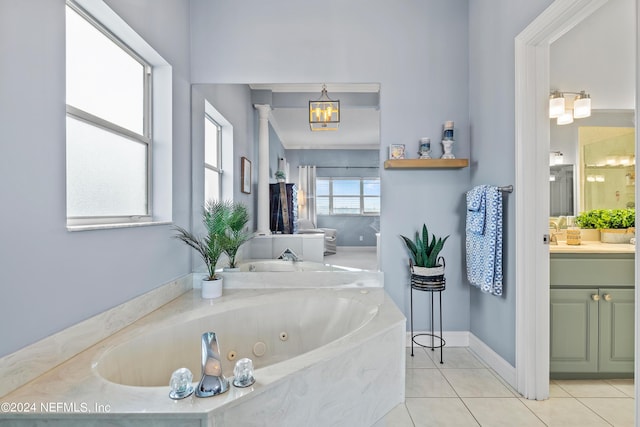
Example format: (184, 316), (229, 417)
(66, 2), (152, 222)
(316, 178), (380, 215)
(204, 114), (222, 202)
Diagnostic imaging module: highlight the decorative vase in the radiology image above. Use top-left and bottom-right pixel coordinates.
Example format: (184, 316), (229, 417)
(418, 137), (431, 159)
(441, 140), (455, 159)
(201, 277), (223, 299)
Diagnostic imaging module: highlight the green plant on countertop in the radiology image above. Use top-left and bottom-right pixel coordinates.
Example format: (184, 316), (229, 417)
(400, 223), (449, 268)
(173, 200), (230, 280)
(275, 170), (286, 181)
(575, 208), (635, 229)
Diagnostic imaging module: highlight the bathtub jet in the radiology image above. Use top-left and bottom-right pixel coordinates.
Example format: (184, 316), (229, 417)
(195, 332), (230, 397)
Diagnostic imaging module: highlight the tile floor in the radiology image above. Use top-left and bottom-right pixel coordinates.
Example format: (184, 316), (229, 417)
(326, 246), (378, 271)
(373, 347), (635, 427)
(329, 247), (636, 426)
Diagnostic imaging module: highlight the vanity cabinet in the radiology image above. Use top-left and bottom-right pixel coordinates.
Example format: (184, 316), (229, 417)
(550, 252), (635, 377)
(550, 288), (634, 375)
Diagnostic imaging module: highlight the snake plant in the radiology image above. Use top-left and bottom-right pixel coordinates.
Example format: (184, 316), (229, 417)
(400, 223), (449, 268)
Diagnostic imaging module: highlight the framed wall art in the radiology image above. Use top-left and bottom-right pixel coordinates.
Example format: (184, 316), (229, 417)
(389, 144), (406, 159)
(241, 157), (251, 194)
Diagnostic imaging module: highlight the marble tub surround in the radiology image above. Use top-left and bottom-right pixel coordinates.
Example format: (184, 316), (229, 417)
(0, 274), (193, 398)
(1, 287), (405, 426)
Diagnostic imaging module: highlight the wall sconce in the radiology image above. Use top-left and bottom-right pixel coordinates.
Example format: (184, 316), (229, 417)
(309, 84), (340, 131)
(549, 90), (591, 125)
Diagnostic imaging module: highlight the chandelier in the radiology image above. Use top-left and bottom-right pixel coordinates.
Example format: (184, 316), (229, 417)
(309, 84), (340, 131)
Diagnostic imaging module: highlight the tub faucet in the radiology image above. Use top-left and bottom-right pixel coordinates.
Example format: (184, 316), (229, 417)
(195, 332), (229, 398)
(278, 248), (300, 262)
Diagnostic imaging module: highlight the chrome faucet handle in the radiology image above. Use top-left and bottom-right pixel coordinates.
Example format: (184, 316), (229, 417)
(195, 332), (229, 398)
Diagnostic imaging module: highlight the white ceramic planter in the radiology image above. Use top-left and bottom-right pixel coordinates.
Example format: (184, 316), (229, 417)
(411, 265), (445, 277)
(201, 277), (223, 299)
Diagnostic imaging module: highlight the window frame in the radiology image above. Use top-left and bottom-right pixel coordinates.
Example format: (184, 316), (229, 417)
(316, 177), (381, 216)
(204, 112), (223, 203)
(65, 0), (154, 226)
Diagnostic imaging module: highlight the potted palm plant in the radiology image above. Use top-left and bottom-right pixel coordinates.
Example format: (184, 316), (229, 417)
(222, 202), (251, 269)
(400, 223), (449, 283)
(174, 200), (230, 298)
(275, 170), (286, 183)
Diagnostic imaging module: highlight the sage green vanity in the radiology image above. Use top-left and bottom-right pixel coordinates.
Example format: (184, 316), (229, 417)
(550, 242), (635, 378)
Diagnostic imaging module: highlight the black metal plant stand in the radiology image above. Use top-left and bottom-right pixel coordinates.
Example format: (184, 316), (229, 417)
(410, 273), (445, 364)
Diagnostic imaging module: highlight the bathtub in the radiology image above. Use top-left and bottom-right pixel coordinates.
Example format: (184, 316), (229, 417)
(1, 286), (405, 426)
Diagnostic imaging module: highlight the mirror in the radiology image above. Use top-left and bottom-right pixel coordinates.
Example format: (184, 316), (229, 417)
(191, 83), (381, 272)
(580, 126), (635, 211)
(550, 110), (636, 220)
(550, 164), (574, 216)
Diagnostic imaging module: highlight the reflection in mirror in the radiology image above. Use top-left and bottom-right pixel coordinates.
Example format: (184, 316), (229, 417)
(580, 126), (635, 211)
(191, 83), (381, 272)
(550, 164), (574, 216)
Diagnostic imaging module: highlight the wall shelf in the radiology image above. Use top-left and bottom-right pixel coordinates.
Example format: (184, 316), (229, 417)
(384, 158), (469, 169)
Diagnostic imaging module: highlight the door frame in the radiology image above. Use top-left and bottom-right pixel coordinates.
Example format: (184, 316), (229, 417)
(514, 0), (611, 400)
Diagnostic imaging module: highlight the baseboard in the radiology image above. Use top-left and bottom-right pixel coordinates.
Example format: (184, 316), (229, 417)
(0, 274), (193, 398)
(468, 333), (517, 389)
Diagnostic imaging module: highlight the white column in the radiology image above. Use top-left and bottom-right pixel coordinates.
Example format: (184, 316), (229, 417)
(254, 104), (271, 235)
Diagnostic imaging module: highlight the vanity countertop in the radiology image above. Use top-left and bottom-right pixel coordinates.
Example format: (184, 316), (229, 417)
(550, 240), (635, 254)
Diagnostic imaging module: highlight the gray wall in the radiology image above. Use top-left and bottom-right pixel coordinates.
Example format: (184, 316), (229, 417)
(191, 0), (472, 333)
(468, 0), (554, 366)
(0, 0), (192, 358)
(286, 149), (380, 246)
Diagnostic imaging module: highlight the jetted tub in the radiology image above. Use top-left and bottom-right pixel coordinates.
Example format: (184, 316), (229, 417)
(1, 287), (405, 427)
(96, 291), (378, 387)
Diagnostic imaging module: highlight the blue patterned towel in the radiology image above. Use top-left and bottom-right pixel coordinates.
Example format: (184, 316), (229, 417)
(466, 185), (487, 235)
(466, 185), (503, 296)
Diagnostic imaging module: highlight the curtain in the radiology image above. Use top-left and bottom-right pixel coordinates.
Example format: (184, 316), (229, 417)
(297, 165), (317, 225)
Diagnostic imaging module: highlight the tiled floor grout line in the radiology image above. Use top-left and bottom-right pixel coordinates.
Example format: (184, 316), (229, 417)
(573, 397), (616, 426)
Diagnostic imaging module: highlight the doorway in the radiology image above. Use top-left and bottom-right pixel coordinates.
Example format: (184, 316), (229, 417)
(514, 0), (638, 404)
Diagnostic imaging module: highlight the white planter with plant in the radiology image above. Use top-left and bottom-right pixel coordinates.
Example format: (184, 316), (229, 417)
(275, 170), (286, 183)
(576, 208), (635, 244)
(400, 223), (449, 281)
(174, 200), (229, 299)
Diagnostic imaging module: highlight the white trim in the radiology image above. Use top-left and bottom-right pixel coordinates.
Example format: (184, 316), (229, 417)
(67, 220), (171, 232)
(469, 333), (517, 390)
(514, 0), (608, 401)
(406, 331), (469, 348)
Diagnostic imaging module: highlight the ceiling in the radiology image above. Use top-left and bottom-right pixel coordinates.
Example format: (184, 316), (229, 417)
(250, 83), (381, 150)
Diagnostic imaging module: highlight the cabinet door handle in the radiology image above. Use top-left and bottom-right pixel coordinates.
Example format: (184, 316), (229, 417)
(603, 294), (612, 302)
(591, 294), (601, 301)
